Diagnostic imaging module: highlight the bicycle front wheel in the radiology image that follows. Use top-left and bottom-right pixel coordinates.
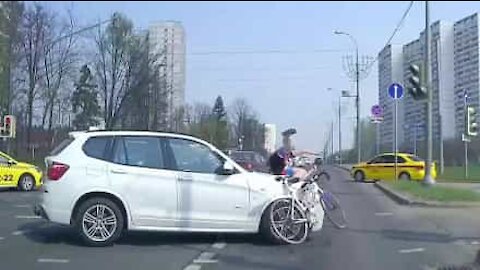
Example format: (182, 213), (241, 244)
(268, 199), (309, 244)
(320, 191), (347, 229)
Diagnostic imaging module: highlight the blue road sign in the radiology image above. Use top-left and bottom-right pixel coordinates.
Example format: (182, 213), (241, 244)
(371, 105), (383, 118)
(388, 83), (404, 99)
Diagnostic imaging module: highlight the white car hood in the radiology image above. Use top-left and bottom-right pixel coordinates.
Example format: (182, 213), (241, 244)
(247, 172), (287, 197)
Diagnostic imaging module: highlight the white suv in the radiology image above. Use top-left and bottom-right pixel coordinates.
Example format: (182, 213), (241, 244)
(34, 130), (323, 246)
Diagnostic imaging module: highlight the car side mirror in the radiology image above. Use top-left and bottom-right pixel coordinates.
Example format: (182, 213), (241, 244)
(220, 161), (235, 175)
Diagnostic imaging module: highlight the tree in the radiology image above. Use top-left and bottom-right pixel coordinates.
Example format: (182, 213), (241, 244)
(0, 1), (24, 116)
(18, 3), (50, 146)
(212, 95), (226, 120)
(94, 12), (133, 129)
(39, 9), (77, 131)
(71, 65), (100, 130)
(94, 13), (167, 130)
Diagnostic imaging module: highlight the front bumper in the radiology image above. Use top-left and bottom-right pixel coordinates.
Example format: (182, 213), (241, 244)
(33, 204), (49, 221)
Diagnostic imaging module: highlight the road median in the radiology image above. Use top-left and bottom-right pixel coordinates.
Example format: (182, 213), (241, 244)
(374, 180), (480, 208)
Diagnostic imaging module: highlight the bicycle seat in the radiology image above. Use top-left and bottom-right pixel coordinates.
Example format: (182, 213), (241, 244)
(275, 176), (300, 184)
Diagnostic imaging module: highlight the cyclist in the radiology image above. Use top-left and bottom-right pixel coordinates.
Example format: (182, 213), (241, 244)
(268, 128), (317, 180)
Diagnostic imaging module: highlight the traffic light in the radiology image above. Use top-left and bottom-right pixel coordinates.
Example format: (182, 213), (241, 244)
(3, 115), (16, 138)
(467, 106), (478, 136)
(407, 63), (427, 100)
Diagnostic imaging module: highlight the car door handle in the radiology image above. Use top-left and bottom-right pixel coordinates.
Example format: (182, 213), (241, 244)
(110, 169), (127, 174)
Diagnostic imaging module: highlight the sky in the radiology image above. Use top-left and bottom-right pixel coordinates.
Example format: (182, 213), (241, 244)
(43, 1), (480, 152)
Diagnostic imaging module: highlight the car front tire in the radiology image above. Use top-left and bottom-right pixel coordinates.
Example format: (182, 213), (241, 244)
(74, 197), (124, 247)
(354, 170), (365, 182)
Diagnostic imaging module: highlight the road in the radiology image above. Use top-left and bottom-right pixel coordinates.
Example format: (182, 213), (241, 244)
(0, 166), (479, 270)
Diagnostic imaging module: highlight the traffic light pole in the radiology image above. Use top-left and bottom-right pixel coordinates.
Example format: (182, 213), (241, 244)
(464, 92), (469, 179)
(423, 0), (435, 185)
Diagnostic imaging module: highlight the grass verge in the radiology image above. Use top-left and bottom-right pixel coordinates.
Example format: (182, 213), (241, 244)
(383, 180), (480, 202)
(439, 166), (480, 183)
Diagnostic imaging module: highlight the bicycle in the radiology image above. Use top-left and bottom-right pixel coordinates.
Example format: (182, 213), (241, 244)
(267, 167), (346, 244)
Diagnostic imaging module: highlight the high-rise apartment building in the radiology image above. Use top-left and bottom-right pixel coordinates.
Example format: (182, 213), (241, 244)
(148, 21), (186, 129)
(454, 13), (480, 137)
(378, 44), (404, 151)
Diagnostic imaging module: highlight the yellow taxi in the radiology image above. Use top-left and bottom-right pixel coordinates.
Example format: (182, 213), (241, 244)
(351, 153), (437, 182)
(0, 151), (43, 191)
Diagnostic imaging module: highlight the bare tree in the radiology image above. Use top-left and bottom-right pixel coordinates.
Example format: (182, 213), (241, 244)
(40, 9), (78, 132)
(19, 3), (49, 146)
(230, 97), (252, 140)
(93, 12), (132, 129)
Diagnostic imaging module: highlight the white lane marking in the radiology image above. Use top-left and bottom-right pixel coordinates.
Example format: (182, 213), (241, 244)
(471, 241), (480, 245)
(14, 204), (31, 208)
(183, 264), (201, 270)
(193, 252), (218, 264)
(15, 215), (41, 219)
(0, 237), (4, 240)
(37, 258), (70, 263)
(12, 230), (30, 236)
(374, 212), (393, 216)
(399, 248), (425, 254)
(193, 259), (218, 264)
(212, 242), (226, 249)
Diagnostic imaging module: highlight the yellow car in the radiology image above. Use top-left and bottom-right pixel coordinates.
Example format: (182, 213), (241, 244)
(0, 151), (43, 191)
(351, 153), (437, 182)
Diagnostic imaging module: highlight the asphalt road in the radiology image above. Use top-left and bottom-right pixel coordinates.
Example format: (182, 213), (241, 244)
(0, 167), (479, 270)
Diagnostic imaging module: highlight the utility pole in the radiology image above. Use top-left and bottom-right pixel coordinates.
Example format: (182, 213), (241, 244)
(423, 0), (435, 185)
(338, 96), (342, 164)
(331, 121), (334, 163)
(464, 91), (469, 179)
(355, 42), (360, 163)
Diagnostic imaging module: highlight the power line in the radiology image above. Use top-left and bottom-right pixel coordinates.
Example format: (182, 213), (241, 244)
(161, 48), (348, 56)
(367, 1), (415, 69)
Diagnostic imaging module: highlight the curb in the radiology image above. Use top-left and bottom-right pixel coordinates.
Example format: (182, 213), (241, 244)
(332, 165), (351, 172)
(374, 181), (413, 205)
(373, 181), (480, 208)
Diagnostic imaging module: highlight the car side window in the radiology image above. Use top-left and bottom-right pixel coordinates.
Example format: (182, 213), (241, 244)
(168, 138), (224, 174)
(396, 156), (406, 163)
(112, 136), (164, 169)
(83, 136), (113, 160)
(370, 156), (385, 164)
(383, 155), (396, 163)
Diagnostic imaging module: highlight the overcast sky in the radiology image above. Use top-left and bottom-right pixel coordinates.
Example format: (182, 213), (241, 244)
(44, 1), (480, 152)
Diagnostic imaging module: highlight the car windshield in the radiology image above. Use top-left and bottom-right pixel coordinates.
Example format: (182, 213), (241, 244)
(230, 152), (254, 162)
(2, 1), (479, 269)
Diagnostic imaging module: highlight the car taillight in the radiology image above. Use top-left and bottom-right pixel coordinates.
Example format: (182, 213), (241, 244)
(47, 162), (69, 181)
(247, 163), (253, 170)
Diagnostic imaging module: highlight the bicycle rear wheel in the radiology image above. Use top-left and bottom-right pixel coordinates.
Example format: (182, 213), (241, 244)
(320, 191), (347, 229)
(317, 171), (331, 183)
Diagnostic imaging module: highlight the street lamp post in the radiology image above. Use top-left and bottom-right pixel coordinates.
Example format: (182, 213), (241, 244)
(335, 30), (361, 163)
(327, 88), (354, 164)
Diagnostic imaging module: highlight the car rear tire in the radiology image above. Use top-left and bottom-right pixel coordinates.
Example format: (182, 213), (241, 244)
(354, 170), (365, 182)
(18, 174), (35, 192)
(74, 197), (124, 247)
(399, 172), (411, 181)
